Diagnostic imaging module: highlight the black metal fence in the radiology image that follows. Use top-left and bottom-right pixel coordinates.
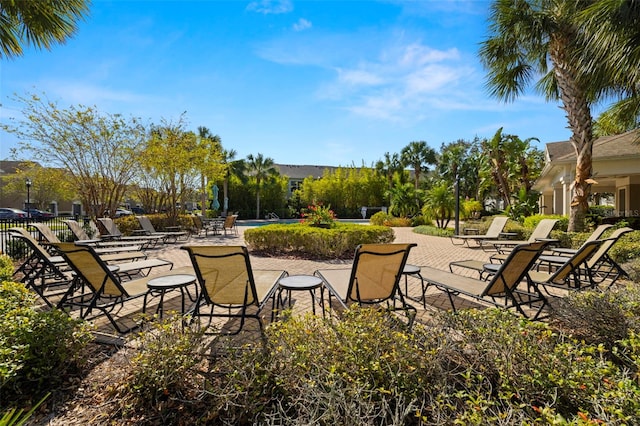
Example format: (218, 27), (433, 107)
(0, 214), (87, 256)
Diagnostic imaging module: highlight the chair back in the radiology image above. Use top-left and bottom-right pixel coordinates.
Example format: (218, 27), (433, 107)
(51, 242), (126, 297)
(63, 219), (91, 240)
(346, 243), (416, 304)
(527, 219), (559, 242)
(136, 216), (156, 233)
(584, 224), (614, 243)
(483, 241), (549, 297)
(223, 214), (238, 229)
(484, 216), (509, 238)
(182, 245), (258, 306)
(97, 218), (122, 237)
(191, 215), (204, 231)
(545, 240), (603, 286)
(30, 223), (62, 243)
(586, 227), (634, 268)
(8, 227), (53, 259)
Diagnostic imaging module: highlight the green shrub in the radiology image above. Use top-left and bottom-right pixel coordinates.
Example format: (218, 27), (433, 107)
(622, 258), (640, 282)
(0, 256), (13, 282)
(608, 230), (640, 264)
(523, 214), (568, 231)
(413, 224), (454, 237)
(191, 307), (640, 424)
(461, 199), (483, 220)
(244, 223), (394, 259)
(0, 281), (92, 402)
(122, 316), (206, 412)
(2, 240), (27, 262)
(369, 211), (413, 227)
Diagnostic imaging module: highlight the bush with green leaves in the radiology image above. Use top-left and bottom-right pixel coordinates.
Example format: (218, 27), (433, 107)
(194, 307), (640, 424)
(370, 211), (413, 227)
(244, 223), (394, 259)
(608, 230), (640, 264)
(413, 224), (454, 237)
(0, 255), (13, 282)
(0, 281), (92, 404)
(523, 214), (568, 232)
(121, 316), (206, 416)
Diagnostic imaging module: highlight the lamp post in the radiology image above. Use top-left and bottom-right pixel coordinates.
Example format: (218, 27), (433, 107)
(454, 173), (460, 235)
(25, 178), (32, 221)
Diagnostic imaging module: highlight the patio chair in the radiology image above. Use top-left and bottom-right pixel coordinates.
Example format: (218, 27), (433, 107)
(36, 221), (144, 254)
(8, 228), (74, 307)
(181, 245), (288, 335)
(525, 239), (605, 291)
(52, 242), (193, 334)
(314, 243), (418, 328)
(550, 224), (613, 256)
(97, 217), (165, 248)
(420, 241), (551, 320)
(135, 215), (189, 243)
(535, 227), (634, 289)
(483, 218), (559, 254)
(449, 216), (509, 247)
(190, 215), (218, 237)
(221, 214), (239, 235)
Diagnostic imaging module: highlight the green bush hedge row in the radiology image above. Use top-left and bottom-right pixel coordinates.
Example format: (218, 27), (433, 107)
(244, 223), (395, 259)
(117, 287), (640, 424)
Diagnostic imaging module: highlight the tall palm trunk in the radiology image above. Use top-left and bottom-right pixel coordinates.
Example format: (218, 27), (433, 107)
(550, 34), (593, 232)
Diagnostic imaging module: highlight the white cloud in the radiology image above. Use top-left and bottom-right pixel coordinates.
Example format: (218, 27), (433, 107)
(337, 68), (385, 86)
(246, 0), (293, 14)
(293, 18), (312, 32)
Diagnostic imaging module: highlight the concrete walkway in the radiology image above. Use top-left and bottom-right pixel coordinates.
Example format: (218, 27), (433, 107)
(90, 225), (498, 341)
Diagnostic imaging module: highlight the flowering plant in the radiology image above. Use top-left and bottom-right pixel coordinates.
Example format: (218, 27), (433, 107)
(301, 203), (336, 226)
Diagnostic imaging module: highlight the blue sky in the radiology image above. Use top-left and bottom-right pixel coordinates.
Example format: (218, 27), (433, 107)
(1, 0), (575, 167)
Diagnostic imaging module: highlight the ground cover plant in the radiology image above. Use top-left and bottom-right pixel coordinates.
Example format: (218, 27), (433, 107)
(18, 282), (637, 425)
(244, 222), (394, 259)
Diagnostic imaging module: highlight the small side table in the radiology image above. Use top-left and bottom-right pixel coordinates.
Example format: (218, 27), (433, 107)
(274, 275), (325, 318)
(144, 274), (197, 318)
(402, 264), (428, 308)
(463, 228), (479, 235)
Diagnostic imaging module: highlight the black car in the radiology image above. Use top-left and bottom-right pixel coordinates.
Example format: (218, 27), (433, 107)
(25, 209), (55, 220)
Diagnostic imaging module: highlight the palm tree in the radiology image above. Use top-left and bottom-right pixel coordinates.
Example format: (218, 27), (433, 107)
(246, 153), (277, 219)
(0, 0), (90, 59)
(400, 141), (437, 191)
(375, 152), (403, 204)
(479, 0), (596, 231)
(196, 126), (222, 215)
(578, 1), (640, 135)
(220, 148), (246, 216)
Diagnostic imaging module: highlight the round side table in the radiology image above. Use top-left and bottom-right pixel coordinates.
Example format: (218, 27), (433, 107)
(275, 275), (325, 318)
(402, 264), (427, 308)
(144, 274), (197, 318)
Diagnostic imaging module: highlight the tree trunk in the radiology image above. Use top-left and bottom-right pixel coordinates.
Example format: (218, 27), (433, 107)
(550, 34), (594, 232)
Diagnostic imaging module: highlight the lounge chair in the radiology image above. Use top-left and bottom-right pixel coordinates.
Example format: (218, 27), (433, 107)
(34, 221), (144, 254)
(535, 227), (634, 289)
(8, 228), (73, 307)
(314, 243), (417, 328)
(221, 214), (239, 235)
(52, 242), (193, 334)
(484, 218), (559, 254)
(421, 241), (551, 320)
(449, 216), (509, 247)
(549, 224), (613, 256)
(525, 239), (605, 291)
(135, 215), (189, 243)
(181, 245), (288, 335)
(97, 217), (165, 248)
